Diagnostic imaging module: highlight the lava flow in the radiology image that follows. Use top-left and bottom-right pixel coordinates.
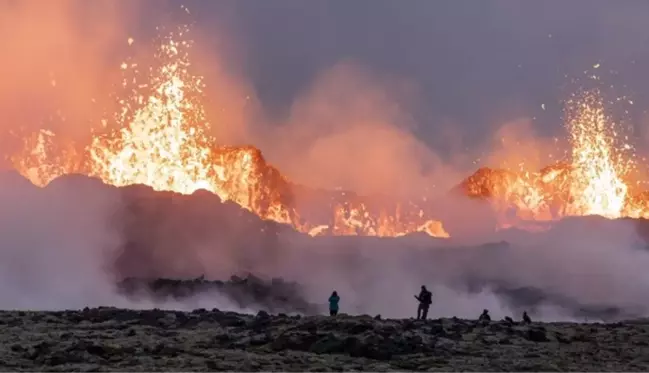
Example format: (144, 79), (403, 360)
(7, 26), (450, 239)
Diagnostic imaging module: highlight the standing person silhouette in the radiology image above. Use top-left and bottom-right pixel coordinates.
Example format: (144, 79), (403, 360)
(415, 285), (432, 320)
(328, 291), (340, 316)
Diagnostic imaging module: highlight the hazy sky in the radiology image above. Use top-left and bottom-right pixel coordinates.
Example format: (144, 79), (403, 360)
(167, 0), (649, 149)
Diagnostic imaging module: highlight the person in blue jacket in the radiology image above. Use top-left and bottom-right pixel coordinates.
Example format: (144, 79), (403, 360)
(328, 291), (340, 316)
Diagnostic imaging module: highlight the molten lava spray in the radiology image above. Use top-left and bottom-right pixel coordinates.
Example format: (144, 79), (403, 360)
(8, 26), (450, 239)
(6, 19), (649, 238)
(460, 88), (649, 230)
(565, 90), (634, 218)
(90, 26), (217, 196)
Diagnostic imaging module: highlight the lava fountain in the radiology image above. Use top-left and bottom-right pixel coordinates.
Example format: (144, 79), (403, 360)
(7, 25), (450, 239)
(458, 89), (649, 229)
(8, 22), (649, 237)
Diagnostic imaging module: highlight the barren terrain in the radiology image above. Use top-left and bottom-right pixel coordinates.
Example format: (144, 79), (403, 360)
(2, 307), (649, 371)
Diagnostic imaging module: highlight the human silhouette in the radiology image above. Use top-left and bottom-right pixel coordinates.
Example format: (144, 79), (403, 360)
(414, 285), (433, 320)
(522, 311), (532, 324)
(478, 309), (491, 322)
(328, 291), (340, 316)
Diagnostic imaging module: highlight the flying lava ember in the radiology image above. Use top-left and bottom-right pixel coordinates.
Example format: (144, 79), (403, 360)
(6, 25), (649, 238)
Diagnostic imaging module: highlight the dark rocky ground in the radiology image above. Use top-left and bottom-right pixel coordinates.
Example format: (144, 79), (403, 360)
(2, 307), (649, 371)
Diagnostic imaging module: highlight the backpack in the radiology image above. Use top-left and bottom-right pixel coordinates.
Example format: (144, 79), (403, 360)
(422, 290), (432, 304)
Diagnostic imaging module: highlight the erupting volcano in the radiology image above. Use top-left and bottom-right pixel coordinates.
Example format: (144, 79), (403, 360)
(6, 25), (649, 238)
(7, 26), (449, 239)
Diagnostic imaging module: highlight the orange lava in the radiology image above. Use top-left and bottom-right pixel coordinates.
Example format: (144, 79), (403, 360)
(8, 26), (450, 239)
(458, 89), (649, 230)
(8, 24), (649, 238)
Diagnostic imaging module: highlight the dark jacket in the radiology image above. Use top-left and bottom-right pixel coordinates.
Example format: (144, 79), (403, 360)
(418, 289), (432, 305)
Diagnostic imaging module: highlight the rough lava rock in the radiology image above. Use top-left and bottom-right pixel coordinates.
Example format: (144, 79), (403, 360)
(1, 308), (649, 371)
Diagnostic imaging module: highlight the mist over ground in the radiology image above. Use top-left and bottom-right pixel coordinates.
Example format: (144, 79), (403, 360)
(0, 170), (648, 323)
(0, 0), (649, 322)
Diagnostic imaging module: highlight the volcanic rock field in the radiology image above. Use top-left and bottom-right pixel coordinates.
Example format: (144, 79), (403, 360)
(4, 307), (649, 371)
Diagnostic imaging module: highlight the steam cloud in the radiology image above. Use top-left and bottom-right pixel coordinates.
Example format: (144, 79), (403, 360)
(0, 0), (648, 323)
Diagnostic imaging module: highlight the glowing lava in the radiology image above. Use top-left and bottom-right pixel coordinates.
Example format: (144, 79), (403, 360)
(459, 90), (649, 229)
(90, 31), (216, 196)
(8, 26), (449, 239)
(9, 22), (648, 237)
(564, 90), (632, 218)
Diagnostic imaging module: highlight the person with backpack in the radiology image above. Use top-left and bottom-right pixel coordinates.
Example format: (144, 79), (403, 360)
(415, 285), (432, 320)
